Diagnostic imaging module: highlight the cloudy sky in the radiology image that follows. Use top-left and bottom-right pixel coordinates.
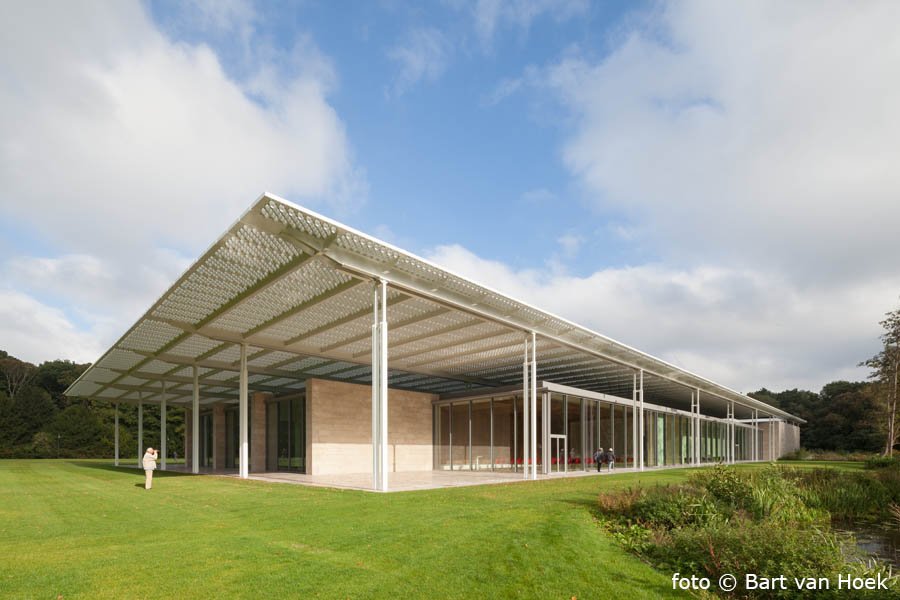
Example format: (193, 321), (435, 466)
(2, 0), (898, 394)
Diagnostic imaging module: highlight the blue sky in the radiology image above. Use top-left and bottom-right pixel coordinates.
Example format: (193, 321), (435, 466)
(2, 1), (900, 393)
(147, 0), (650, 273)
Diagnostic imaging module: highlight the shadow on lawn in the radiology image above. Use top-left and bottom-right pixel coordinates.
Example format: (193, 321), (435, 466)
(69, 461), (194, 478)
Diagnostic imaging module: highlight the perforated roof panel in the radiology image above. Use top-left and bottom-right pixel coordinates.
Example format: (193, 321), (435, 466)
(64, 193), (801, 423)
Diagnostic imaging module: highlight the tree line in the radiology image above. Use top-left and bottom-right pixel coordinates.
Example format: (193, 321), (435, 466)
(0, 350), (185, 459)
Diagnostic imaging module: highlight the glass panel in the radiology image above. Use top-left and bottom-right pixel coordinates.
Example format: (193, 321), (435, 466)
(585, 400), (598, 471)
(613, 405), (626, 466)
(599, 401), (612, 453)
(566, 397), (582, 470)
(492, 396), (515, 472)
(451, 402), (470, 470)
(550, 393), (565, 435)
(276, 400), (290, 469)
(643, 411), (654, 467)
(515, 395), (524, 472)
(665, 414), (674, 466)
(471, 400), (491, 471)
(266, 402), (278, 471)
(435, 404), (451, 470)
(225, 408), (237, 469)
(291, 396), (305, 471)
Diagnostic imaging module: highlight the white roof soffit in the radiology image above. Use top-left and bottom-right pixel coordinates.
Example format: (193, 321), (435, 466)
(64, 193), (802, 424)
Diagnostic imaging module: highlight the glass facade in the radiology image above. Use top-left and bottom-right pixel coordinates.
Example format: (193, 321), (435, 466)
(434, 389), (760, 471)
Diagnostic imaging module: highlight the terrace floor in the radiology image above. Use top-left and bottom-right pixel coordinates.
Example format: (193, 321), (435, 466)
(126, 462), (671, 492)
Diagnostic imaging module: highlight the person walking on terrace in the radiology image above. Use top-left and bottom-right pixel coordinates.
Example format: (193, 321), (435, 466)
(142, 447), (159, 490)
(606, 448), (616, 472)
(592, 448), (604, 473)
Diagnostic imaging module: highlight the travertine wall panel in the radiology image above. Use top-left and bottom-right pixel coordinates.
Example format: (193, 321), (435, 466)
(307, 378), (436, 475)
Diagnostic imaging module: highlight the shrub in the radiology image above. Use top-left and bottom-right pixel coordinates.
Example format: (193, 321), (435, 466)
(692, 465), (754, 510)
(864, 455), (900, 469)
(628, 486), (720, 529)
(659, 519), (848, 598)
(788, 468), (892, 522)
(781, 448), (812, 461)
(597, 465), (900, 598)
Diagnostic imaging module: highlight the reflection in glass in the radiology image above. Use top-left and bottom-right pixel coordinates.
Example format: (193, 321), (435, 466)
(492, 396), (515, 471)
(567, 397), (582, 469)
(451, 402), (470, 470)
(471, 400), (491, 470)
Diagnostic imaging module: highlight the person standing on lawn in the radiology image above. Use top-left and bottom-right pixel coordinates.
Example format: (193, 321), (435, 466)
(592, 448), (604, 472)
(142, 447), (158, 490)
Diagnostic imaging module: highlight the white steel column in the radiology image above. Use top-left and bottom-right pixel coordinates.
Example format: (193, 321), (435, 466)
(371, 279), (389, 492)
(378, 280), (389, 491)
(239, 342), (249, 479)
(691, 390), (697, 465)
(114, 403), (119, 467)
(638, 370), (644, 471)
(372, 283), (379, 487)
(730, 402), (736, 464)
(160, 381), (167, 471)
(137, 394), (143, 467)
(192, 365), (200, 474)
(631, 372), (638, 470)
(753, 409), (759, 461)
(529, 331), (537, 481)
(695, 388), (701, 466)
(522, 334), (530, 480)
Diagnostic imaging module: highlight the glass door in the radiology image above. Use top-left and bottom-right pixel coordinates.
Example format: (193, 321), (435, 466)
(265, 396), (306, 472)
(550, 434), (567, 473)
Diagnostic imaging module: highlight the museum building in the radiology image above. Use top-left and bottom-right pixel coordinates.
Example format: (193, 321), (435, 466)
(65, 194), (802, 491)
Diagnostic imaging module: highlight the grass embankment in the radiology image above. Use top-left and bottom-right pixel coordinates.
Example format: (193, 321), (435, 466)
(1, 460), (697, 599)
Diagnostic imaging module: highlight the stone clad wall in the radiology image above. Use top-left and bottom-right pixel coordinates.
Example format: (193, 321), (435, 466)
(307, 378), (436, 475)
(781, 422), (801, 457)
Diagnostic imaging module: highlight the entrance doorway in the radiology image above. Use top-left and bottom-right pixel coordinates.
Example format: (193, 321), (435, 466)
(266, 396), (306, 472)
(550, 434), (567, 474)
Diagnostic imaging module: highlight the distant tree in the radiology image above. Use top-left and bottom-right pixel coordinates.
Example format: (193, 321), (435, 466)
(749, 382), (881, 452)
(861, 304), (900, 456)
(0, 356), (36, 400)
(10, 386), (57, 445)
(0, 390), (19, 450)
(48, 405), (105, 456)
(33, 359), (90, 409)
(31, 431), (56, 458)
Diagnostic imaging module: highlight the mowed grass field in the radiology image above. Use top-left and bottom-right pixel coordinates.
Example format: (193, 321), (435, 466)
(0, 460), (855, 599)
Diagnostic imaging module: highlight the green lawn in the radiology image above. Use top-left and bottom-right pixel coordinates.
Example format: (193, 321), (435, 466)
(0, 460), (855, 599)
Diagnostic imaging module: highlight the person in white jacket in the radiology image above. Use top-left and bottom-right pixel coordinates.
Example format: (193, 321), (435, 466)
(142, 447), (159, 490)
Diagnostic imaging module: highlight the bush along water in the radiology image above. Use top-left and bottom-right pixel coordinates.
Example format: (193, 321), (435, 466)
(596, 465), (898, 598)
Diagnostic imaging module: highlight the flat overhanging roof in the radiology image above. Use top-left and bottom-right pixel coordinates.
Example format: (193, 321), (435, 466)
(65, 193), (803, 424)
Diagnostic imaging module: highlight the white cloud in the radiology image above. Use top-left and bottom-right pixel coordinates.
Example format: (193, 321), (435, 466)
(464, 1), (900, 392)
(0, 1), (363, 257)
(535, 1), (900, 284)
(387, 27), (453, 96)
(0, 1), (364, 363)
(0, 291), (106, 364)
(426, 244), (898, 392)
(556, 232), (583, 258)
(472, 0), (589, 48)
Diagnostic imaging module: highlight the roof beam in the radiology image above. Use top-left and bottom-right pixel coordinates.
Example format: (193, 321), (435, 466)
(247, 278), (365, 338)
(299, 294), (418, 348)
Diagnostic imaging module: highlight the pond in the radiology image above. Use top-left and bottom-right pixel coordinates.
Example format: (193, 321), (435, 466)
(838, 523), (900, 569)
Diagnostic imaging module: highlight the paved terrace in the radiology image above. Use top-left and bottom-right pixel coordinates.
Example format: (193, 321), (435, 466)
(122, 463), (711, 492)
